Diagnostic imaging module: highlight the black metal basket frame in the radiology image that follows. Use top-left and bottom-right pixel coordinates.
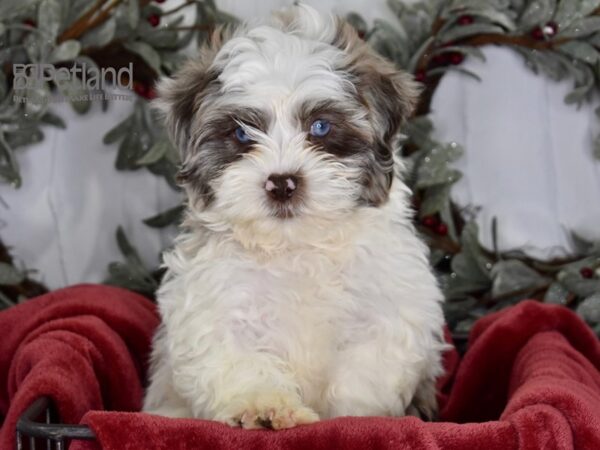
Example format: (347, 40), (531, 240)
(16, 397), (95, 450)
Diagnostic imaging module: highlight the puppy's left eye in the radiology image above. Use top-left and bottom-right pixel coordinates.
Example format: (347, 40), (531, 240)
(234, 126), (253, 144)
(309, 119), (331, 137)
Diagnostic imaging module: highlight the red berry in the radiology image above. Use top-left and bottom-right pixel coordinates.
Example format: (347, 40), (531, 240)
(436, 223), (448, 236)
(154, 0), (166, 3)
(422, 215), (438, 228)
(457, 15), (474, 26)
(22, 19), (36, 28)
(414, 71), (426, 82)
(134, 82), (148, 98)
(545, 21), (558, 35)
(580, 267), (594, 279)
(432, 54), (449, 66)
(450, 52), (464, 65)
(531, 27), (544, 40)
(146, 86), (157, 100)
(147, 14), (160, 27)
(357, 30), (366, 40)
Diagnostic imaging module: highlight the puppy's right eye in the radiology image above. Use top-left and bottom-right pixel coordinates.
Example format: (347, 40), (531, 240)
(234, 126), (253, 144)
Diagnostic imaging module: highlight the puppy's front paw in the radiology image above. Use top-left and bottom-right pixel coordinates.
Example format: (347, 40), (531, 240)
(217, 391), (319, 430)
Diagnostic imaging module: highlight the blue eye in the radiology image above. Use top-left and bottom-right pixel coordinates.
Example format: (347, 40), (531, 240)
(310, 119), (331, 137)
(234, 126), (252, 144)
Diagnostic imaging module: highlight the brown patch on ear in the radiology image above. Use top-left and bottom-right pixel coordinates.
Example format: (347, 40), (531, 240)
(154, 26), (233, 151)
(332, 18), (421, 142)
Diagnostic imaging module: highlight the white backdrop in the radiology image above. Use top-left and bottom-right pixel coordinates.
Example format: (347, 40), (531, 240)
(2, 0), (600, 289)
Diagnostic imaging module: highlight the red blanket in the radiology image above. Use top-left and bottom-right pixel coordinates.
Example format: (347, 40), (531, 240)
(1, 285), (599, 449)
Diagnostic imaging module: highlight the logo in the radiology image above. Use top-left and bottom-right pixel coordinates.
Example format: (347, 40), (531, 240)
(12, 63), (134, 104)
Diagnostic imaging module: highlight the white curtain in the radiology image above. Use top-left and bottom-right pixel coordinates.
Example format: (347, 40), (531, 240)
(2, 0), (599, 289)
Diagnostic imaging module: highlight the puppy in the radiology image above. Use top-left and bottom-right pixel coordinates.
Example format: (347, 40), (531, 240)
(143, 4), (446, 430)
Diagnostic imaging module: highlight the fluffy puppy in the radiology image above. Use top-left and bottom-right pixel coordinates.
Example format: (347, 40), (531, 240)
(143, 4), (446, 430)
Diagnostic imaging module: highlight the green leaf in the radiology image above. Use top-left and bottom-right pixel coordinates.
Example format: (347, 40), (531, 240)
(426, 66), (483, 82)
(49, 39), (81, 63)
(105, 226), (158, 295)
(346, 12), (368, 37)
(580, 0), (600, 16)
(80, 17), (116, 48)
(116, 131), (144, 170)
(368, 20), (410, 67)
(0, 0), (42, 19)
(438, 23), (505, 44)
(453, 222), (494, 283)
(420, 184), (452, 216)
(125, 41), (162, 74)
(560, 17), (600, 38)
(114, 229), (133, 261)
(577, 293), (600, 325)
(430, 45), (486, 62)
(0, 291), (15, 309)
(560, 273), (600, 297)
(407, 36), (435, 73)
(215, 10), (239, 24)
(136, 137), (169, 165)
(40, 111), (66, 128)
(403, 116), (435, 148)
(554, 0), (600, 29)
(417, 167), (461, 189)
(127, 0), (140, 29)
(7, 129), (44, 149)
(104, 261), (157, 295)
(22, 82), (50, 117)
(38, 0), (62, 42)
(440, 271), (489, 299)
(490, 259), (550, 298)
(415, 143), (464, 188)
(442, 297), (478, 325)
(116, 226), (144, 266)
(159, 51), (187, 73)
(594, 134), (600, 159)
(451, 252), (492, 287)
(0, 262), (25, 285)
(544, 282), (571, 304)
(470, 8), (516, 31)
(55, 76), (91, 114)
(148, 158), (179, 190)
(518, 48), (570, 81)
(518, 0), (556, 30)
(559, 41), (599, 64)
(23, 32), (42, 63)
(143, 204), (185, 228)
(103, 117), (132, 145)
(141, 25), (179, 49)
(0, 71), (6, 101)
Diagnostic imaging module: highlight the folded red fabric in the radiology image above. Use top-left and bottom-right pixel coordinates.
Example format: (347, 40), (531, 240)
(2, 285), (599, 450)
(0, 284), (159, 450)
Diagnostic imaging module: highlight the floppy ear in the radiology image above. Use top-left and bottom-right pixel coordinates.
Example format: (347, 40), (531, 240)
(332, 19), (421, 206)
(333, 19), (421, 143)
(153, 27), (231, 153)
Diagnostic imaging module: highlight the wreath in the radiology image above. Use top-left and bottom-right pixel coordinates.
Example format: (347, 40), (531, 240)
(1, 0), (599, 337)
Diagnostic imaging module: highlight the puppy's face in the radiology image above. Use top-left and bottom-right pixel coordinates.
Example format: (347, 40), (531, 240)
(157, 6), (419, 237)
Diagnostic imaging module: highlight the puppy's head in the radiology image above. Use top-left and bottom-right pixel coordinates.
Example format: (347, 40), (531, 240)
(156, 5), (419, 242)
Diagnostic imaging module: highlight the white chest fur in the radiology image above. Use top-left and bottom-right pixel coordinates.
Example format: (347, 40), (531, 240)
(145, 187), (446, 421)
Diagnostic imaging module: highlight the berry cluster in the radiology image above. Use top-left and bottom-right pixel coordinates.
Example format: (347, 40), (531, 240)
(421, 215), (448, 236)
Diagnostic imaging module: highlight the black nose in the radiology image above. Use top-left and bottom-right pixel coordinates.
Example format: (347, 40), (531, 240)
(265, 174), (299, 202)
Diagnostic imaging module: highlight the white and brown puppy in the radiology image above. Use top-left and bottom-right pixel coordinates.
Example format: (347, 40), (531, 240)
(143, 4), (446, 430)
